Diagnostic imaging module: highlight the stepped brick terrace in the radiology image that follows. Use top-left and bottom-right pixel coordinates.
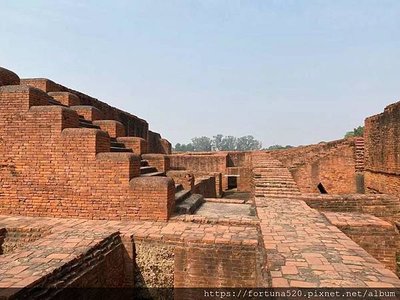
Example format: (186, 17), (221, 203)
(0, 66), (399, 298)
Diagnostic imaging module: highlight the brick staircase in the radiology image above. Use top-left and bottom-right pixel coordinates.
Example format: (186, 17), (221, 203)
(139, 159), (165, 177)
(354, 137), (365, 172)
(174, 184), (204, 214)
(252, 155), (301, 198)
(0, 67), (176, 221)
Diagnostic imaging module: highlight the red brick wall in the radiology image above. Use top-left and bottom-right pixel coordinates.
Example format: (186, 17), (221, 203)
(93, 120), (126, 138)
(194, 176), (217, 198)
(269, 139), (358, 194)
(20, 78), (170, 152)
(142, 154), (170, 172)
(364, 101), (400, 196)
(324, 212), (399, 272)
(300, 193), (400, 223)
(70, 105), (104, 121)
(0, 85), (174, 221)
(148, 130), (170, 154)
(166, 170), (195, 192)
(168, 153), (229, 190)
(174, 242), (261, 289)
(117, 137), (148, 155)
(48, 91), (80, 106)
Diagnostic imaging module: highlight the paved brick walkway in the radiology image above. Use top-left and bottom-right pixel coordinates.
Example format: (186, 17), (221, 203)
(252, 154), (400, 288)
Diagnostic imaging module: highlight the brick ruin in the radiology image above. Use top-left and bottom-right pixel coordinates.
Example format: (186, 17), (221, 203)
(0, 66), (399, 297)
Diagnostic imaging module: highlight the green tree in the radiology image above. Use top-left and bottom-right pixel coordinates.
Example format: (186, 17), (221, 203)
(191, 136), (212, 151)
(266, 145), (293, 150)
(174, 142), (195, 152)
(345, 126), (364, 138)
(220, 136), (237, 151)
(236, 135), (262, 151)
(213, 134), (224, 151)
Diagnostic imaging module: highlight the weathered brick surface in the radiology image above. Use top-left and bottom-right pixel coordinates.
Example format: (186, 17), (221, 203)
(47, 91), (80, 106)
(21, 78), (149, 139)
(166, 170), (194, 191)
(160, 138), (172, 154)
(364, 101), (400, 195)
(93, 119), (125, 138)
(324, 212), (399, 272)
(69, 105), (104, 121)
(194, 176), (217, 197)
(0, 214), (261, 292)
(174, 242), (261, 289)
(117, 136), (148, 155)
(0, 85), (173, 221)
(268, 139), (358, 194)
(0, 67), (20, 86)
(299, 193), (400, 223)
(169, 153), (229, 190)
(148, 130), (169, 154)
(130, 177), (175, 220)
(20, 77), (170, 151)
(142, 153), (170, 172)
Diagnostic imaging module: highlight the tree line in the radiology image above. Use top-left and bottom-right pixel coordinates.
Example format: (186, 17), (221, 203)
(174, 134), (262, 152)
(173, 126), (364, 153)
(174, 134), (296, 152)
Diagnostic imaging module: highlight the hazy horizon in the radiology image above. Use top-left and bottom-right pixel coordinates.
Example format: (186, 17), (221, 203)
(1, 0), (399, 147)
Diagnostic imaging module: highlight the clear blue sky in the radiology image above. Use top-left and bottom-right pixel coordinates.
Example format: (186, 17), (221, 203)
(1, 0), (399, 147)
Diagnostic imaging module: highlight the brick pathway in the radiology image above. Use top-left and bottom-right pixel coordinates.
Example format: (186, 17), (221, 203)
(252, 154), (400, 288)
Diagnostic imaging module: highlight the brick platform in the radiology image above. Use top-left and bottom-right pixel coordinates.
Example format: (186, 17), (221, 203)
(0, 214), (261, 293)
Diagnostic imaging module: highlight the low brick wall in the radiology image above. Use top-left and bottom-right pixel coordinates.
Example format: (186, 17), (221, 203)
(169, 153), (228, 190)
(299, 193), (400, 223)
(142, 154), (170, 172)
(324, 212), (399, 273)
(194, 176), (217, 198)
(167, 170), (194, 191)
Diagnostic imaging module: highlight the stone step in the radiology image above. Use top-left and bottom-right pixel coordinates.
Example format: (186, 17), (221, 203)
(256, 190), (301, 195)
(256, 187), (299, 192)
(257, 193), (301, 199)
(140, 166), (158, 174)
(79, 119), (101, 129)
(141, 160), (149, 167)
(140, 171), (165, 177)
(111, 141), (126, 148)
(175, 189), (191, 204)
(256, 182), (298, 187)
(175, 184), (183, 192)
(175, 194), (204, 214)
(110, 146), (133, 153)
(49, 98), (68, 107)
